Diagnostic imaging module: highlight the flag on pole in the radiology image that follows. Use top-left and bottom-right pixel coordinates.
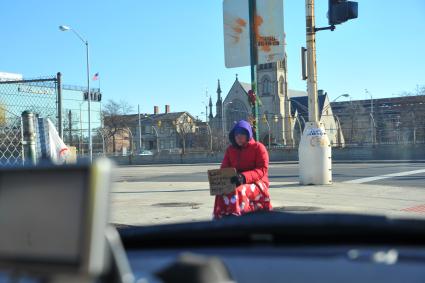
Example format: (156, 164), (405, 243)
(92, 72), (99, 81)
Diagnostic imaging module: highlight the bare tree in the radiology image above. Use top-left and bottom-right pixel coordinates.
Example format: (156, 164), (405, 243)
(175, 114), (196, 155)
(396, 84), (425, 97)
(102, 100), (134, 153)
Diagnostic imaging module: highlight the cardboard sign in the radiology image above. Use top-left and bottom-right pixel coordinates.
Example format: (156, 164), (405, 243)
(208, 168), (237, 196)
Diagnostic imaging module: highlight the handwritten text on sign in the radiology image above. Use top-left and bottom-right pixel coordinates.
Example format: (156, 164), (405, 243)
(208, 168), (237, 196)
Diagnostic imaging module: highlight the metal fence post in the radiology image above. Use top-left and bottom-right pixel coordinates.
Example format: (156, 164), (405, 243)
(57, 72), (63, 139)
(22, 111), (37, 165)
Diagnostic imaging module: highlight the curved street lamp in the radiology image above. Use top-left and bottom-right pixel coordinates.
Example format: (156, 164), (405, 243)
(294, 115), (303, 145)
(365, 89), (375, 145)
(333, 93), (350, 102)
(59, 25), (93, 162)
(322, 93), (350, 114)
(142, 115), (160, 153)
(262, 114), (272, 148)
(334, 114), (343, 147)
(200, 112), (213, 152)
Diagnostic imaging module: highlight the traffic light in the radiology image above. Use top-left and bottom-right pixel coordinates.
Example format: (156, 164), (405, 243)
(328, 0), (358, 26)
(83, 91), (102, 102)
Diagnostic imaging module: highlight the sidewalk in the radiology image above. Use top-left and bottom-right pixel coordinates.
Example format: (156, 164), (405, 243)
(111, 181), (425, 226)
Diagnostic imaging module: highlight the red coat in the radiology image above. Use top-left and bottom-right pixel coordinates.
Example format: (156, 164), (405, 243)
(221, 138), (269, 187)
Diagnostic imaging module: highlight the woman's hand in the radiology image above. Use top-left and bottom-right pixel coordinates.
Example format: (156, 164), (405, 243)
(230, 173), (246, 186)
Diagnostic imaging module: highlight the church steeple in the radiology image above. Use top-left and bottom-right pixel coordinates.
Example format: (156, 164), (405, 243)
(209, 96), (213, 119)
(217, 79), (222, 100)
(216, 79), (222, 118)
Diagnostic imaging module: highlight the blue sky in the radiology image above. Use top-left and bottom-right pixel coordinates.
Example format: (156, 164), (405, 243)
(1, 1), (424, 120)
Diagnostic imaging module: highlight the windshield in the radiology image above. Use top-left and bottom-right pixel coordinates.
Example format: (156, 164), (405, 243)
(0, 0), (424, 228)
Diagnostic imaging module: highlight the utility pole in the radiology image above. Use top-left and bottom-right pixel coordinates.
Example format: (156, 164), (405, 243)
(138, 104), (142, 153)
(306, 1), (319, 123)
(68, 110), (73, 145)
(57, 72), (63, 139)
(298, 0), (357, 184)
(299, 0), (332, 185)
(365, 89), (374, 144)
(248, 0), (259, 141)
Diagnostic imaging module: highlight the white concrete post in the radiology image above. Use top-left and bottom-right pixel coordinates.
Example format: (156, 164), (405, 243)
(299, 0), (332, 185)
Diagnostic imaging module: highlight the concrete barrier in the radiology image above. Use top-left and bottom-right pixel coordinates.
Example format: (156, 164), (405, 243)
(332, 144), (425, 161)
(108, 144), (425, 165)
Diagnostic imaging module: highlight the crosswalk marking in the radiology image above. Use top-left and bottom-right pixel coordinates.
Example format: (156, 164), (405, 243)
(344, 169), (425, 184)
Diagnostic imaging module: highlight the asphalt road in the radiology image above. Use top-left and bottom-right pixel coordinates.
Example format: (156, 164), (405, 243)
(114, 162), (425, 188)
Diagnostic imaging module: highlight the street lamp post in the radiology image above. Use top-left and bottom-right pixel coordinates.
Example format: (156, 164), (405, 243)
(322, 93), (350, 114)
(138, 104), (142, 153)
(152, 126), (159, 153)
(78, 102), (85, 156)
(262, 114), (271, 148)
(334, 114), (343, 147)
(365, 89), (374, 145)
(202, 102), (208, 123)
(142, 115), (160, 153)
(120, 128), (134, 156)
(273, 114), (279, 144)
(294, 115), (303, 145)
(221, 101), (232, 148)
(369, 113), (376, 145)
(333, 93), (350, 103)
(201, 111), (213, 152)
(59, 25), (93, 162)
(206, 122), (212, 152)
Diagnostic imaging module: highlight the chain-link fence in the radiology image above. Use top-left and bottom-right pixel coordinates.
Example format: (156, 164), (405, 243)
(0, 74), (104, 165)
(0, 76), (59, 125)
(210, 112), (425, 151)
(0, 114), (22, 166)
(61, 84), (103, 157)
(0, 76), (60, 166)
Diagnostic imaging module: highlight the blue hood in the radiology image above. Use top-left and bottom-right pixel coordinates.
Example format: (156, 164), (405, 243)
(229, 120), (253, 147)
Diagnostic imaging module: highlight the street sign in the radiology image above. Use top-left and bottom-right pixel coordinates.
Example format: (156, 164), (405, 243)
(223, 0), (285, 68)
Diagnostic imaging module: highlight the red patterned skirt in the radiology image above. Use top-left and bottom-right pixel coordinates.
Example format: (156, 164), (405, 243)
(213, 180), (272, 219)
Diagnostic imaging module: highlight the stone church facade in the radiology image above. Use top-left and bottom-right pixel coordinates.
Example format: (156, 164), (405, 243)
(209, 60), (343, 148)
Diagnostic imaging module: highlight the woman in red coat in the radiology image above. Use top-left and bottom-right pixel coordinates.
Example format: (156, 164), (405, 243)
(213, 120), (272, 219)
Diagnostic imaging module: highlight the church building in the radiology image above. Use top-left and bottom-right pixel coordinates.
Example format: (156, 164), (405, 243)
(208, 59), (343, 148)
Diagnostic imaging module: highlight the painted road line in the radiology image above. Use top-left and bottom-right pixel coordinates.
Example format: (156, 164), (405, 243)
(344, 169), (425, 184)
(269, 182), (299, 189)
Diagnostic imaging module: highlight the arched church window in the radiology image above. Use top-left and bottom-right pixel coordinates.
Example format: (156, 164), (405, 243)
(262, 78), (270, 95)
(279, 76), (284, 95)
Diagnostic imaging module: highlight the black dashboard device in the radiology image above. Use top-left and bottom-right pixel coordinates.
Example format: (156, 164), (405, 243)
(0, 160), (112, 277)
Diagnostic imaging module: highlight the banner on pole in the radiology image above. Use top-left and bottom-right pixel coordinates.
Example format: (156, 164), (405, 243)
(223, 0), (285, 68)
